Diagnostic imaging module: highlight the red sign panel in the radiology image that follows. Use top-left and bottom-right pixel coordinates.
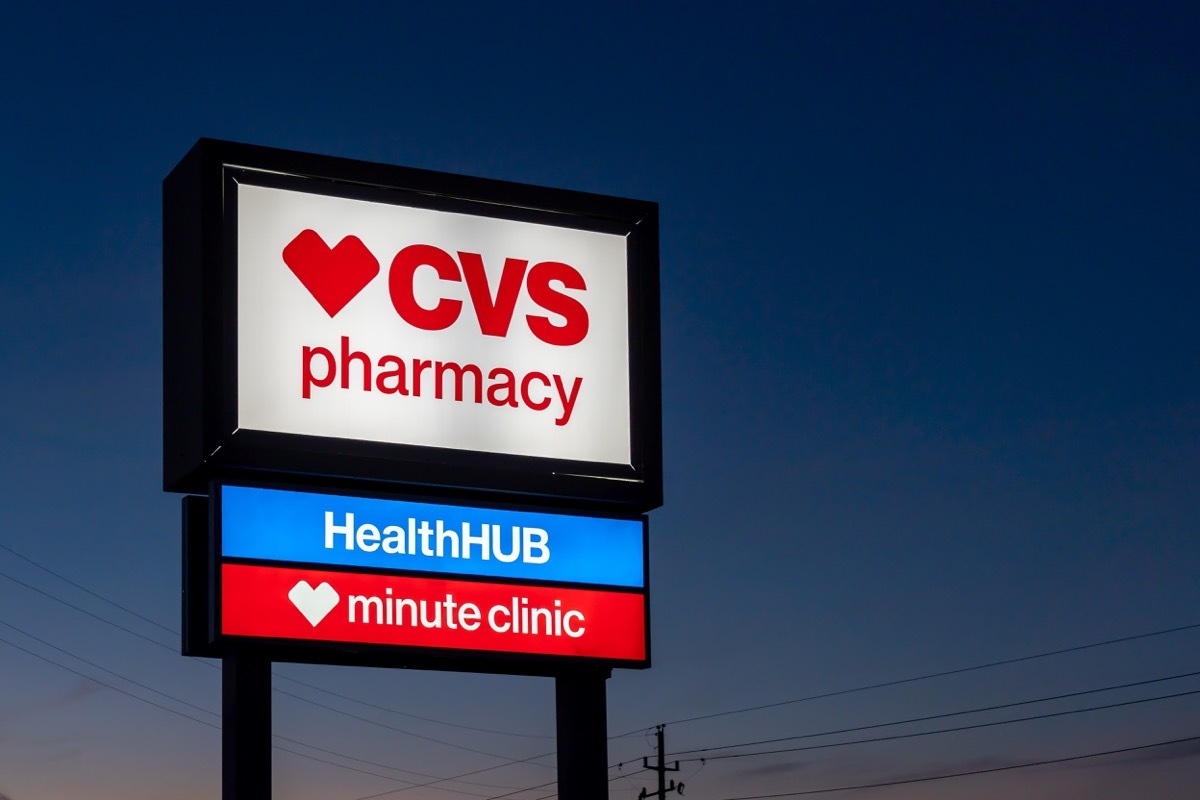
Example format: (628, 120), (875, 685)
(221, 563), (647, 662)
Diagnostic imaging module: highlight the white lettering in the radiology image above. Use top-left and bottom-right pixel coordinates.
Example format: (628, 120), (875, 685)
(522, 527), (550, 564)
(488, 603), (510, 633)
(344, 590), (586, 640)
(435, 520), (459, 559)
(356, 523), (380, 551)
(321, 514), (554, 564)
(417, 520), (434, 556)
(492, 524), (521, 563)
(348, 594), (382, 623)
(459, 602), (481, 631)
(382, 525), (405, 554)
(325, 511), (354, 549)
(461, 522), (489, 559)
(563, 610), (585, 638)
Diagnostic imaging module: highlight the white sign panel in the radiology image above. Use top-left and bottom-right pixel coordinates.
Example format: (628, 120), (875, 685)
(236, 184), (632, 465)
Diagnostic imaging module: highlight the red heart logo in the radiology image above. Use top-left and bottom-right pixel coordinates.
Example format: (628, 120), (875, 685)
(282, 229), (380, 317)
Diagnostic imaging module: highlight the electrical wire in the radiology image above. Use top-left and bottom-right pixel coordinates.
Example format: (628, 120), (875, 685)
(623, 621), (1200, 732)
(712, 734), (1200, 799)
(8, 544), (1199, 799)
(272, 742), (497, 798)
(0, 565), (564, 796)
(671, 667), (1200, 757)
(430, 661), (1200, 800)
(0, 547), (552, 739)
(471, 748), (664, 800)
(344, 734), (669, 800)
(0, 563), (549, 762)
(0, 617), (218, 719)
(0, 567), (178, 651)
(0, 624), (519, 794)
(274, 730), (521, 792)
(0, 633), (220, 728)
(473, 730), (709, 800)
(272, 684), (551, 764)
(515, 730), (1200, 800)
(0, 541), (179, 634)
(681, 686), (1200, 762)
(273, 669), (553, 739)
(513, 772), (637, 800)
(343, 749), (560, 800)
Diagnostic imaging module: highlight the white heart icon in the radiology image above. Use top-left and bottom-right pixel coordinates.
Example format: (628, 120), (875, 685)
(288, 581), (340, 627)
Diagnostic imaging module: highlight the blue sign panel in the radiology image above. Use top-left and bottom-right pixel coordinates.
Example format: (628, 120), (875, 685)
(219, 485), (644, 588)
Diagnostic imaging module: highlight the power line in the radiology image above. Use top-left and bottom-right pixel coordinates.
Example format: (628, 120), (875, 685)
(0, 547), (552, 740)
(682, 686), (1200, 763)
(274, 730), (522, 792)
(272, 742), (497, 798)
(671, 667), (1200, 757)
(0, 567), (178, 651)
(477, 778), (557, 800)
(467, 744), (669, 800)
(272, 685), (550, 765)
(632, 621), (1200, 731)
(426, 667), (1200, 800)
(0, 565), (561, 796)
(511, 771), (640, 800)
(272, 670), (552, 739)
(0, 564), (546, 758)
(343, 733), (662, 800)
(0, 617), (218, 719)
(711, 734), (1200, 799)
(9, 541), (1199, 799)
(505, 679), (1200, 800)
(344, 749), (560, 800)
(0, 633), (219, 729)
(0, 541), (178, 634)
(0, 620), (637, 800)
(465, 747), (663, 800)
(0, 629), (510, 798)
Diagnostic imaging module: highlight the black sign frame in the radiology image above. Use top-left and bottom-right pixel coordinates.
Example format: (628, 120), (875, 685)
(164, 139), (661, 511)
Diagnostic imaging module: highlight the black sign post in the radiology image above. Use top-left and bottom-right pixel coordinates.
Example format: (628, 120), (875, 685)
(557, 670), (612, 800)
(222, 651), (271, 800)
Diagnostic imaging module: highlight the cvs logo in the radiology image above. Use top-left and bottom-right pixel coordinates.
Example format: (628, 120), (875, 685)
(283, 230), (589, 346)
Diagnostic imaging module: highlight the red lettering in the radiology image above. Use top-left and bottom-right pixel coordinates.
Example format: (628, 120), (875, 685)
(375, 355), (408, 395)
(302, 345), (335, 399)
(458, 252), (528, 337)
(412, 358), (433, 397)
(487, 367), (519, 407)
(340, 335), (371, 391)
(525, 261), (589, 346)
(520, 372), (552, 411)
(435, 361), (484, 403)
(337, 237), (590, 345)
(388, 244), (463, 331)
(553, 375), (583, 427)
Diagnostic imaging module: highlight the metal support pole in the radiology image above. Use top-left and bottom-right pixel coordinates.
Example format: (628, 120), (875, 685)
(556, 669), (611, 800)
(223, 651), (271, 800)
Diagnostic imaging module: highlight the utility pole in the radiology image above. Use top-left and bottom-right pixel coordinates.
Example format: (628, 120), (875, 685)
(639, 725), (682, 800)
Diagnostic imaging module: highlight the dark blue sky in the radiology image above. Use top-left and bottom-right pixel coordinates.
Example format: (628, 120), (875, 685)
(1, 2), (1197, 799)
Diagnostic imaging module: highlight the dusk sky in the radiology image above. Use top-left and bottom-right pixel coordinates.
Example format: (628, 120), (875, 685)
(2, 2), (1198, 799)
